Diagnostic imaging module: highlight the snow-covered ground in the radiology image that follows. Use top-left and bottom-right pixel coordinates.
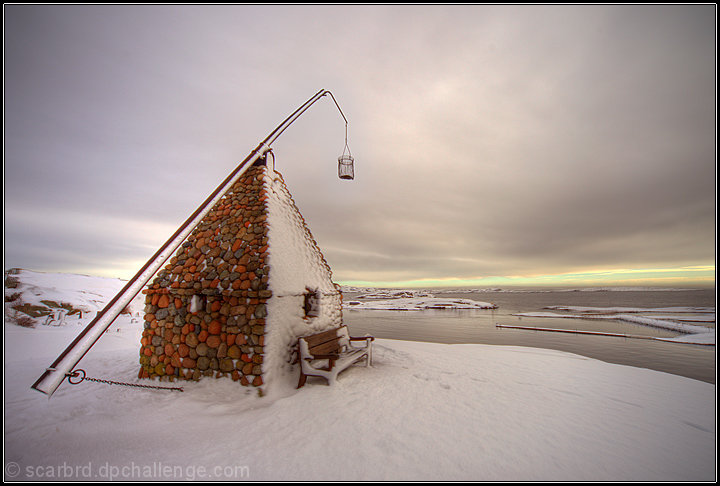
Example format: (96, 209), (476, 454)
(4, 271), (716, 481)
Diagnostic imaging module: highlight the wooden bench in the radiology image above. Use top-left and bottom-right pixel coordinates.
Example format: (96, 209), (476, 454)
(297, 326), (374, 388)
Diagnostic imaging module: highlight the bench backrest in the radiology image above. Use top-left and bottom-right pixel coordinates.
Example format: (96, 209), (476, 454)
(300, 326), (350, 357)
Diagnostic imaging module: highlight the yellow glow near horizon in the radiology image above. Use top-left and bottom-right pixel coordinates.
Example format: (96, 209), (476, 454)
(339, 265), (716, 289)
(65, 263), (715, 289)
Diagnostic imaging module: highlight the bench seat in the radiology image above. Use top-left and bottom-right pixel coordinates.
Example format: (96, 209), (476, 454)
(297, 326), (374, 388)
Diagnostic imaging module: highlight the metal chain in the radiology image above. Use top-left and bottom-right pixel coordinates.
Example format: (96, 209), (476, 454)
(67, 369), (183, 392)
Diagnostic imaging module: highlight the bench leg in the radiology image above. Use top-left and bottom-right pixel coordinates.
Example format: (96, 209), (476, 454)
(297, 372), (307, 389)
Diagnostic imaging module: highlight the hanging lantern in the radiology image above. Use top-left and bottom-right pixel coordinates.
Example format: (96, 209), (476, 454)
(338, 154), (354, 180)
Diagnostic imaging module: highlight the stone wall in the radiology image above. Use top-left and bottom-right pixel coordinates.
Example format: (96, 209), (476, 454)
(138, 165), (272, 387)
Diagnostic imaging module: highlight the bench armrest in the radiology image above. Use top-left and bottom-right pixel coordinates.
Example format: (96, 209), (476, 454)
(348, 336), (374, 349)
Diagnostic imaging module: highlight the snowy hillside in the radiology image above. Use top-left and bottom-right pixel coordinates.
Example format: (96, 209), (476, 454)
(4, 268), (144, 327)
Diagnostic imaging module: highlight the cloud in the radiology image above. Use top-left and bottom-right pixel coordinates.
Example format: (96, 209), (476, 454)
(3, 5), (715, 286)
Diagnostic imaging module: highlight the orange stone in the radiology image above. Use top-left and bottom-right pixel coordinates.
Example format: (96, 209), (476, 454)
(208, 320), (222, 335)
(164, 343), (175, 356)
(158, 294), (170, 308)
(178, 343), (190, 357)
(174, 298), (183, 309)
(182, 357), (196, 368)
(206, 335), (221, 348)
(198, 330), (208, 343)
(211, 300), (221, 312)
(232, 239), (243, 252)
(252, 376), (263, 387)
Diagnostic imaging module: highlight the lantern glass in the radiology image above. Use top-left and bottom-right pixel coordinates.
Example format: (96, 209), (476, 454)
(338, 155), (354, 180)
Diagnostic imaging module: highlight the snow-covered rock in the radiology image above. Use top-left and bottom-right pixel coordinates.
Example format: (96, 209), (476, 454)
(344, 297), (497, 310)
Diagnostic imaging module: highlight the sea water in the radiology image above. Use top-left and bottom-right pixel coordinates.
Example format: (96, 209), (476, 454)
(344, 287), (716, 383)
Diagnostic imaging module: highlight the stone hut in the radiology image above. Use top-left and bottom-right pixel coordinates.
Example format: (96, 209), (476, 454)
(138, 157), (343, 394)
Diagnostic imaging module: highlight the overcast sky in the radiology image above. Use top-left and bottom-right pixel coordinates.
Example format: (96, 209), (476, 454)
(4, 5), (716, 287)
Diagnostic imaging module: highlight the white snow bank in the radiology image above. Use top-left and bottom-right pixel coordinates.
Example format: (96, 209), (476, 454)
(344, 297), (497, 311)
(4, 320), (715, 482)
(514, 306), (715, 345)
(545, 305), (715, 314)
